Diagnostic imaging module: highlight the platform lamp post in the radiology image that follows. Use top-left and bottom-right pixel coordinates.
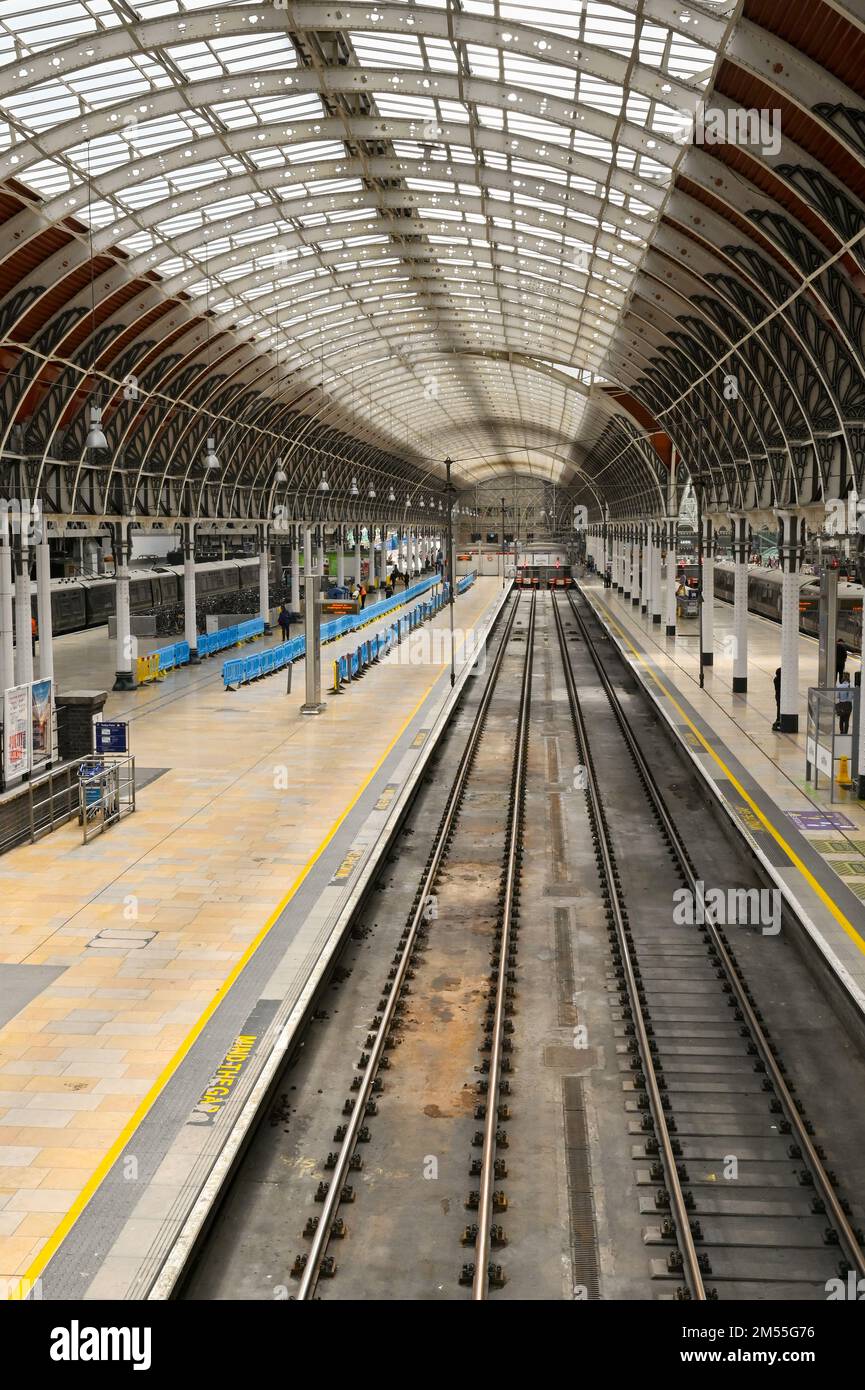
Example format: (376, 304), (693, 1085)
(693, 417), (709, 690)
(445, 456), (456, 687)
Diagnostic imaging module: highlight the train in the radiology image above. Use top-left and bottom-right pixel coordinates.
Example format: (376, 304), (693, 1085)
(682, 560), (864, 652)
(10, 558), (264, 637)
(515, 562), (574, 589)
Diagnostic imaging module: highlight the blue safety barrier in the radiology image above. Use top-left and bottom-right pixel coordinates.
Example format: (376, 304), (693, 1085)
(197, 617), (265, 659)
(329, 586), (454, 696)
(147, 621), (264, 681)
(219, 576), (479, 693)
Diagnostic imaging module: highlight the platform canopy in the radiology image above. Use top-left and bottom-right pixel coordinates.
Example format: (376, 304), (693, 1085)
(1, 0), (865, 523)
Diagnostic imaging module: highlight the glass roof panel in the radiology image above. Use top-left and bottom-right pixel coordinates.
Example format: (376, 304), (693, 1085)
(0, 0), (730, 481)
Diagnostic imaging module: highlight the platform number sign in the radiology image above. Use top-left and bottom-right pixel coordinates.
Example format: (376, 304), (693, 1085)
(95, 720), (129, 755)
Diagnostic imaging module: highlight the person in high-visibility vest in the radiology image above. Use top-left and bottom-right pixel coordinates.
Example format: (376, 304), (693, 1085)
(31, 614), (37, 654)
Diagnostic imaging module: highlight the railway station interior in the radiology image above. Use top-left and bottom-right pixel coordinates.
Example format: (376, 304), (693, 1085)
(6, 0), (865, 1339)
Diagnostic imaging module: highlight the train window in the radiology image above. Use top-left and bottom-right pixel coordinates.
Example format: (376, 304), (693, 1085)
(130, 579), (154, 608)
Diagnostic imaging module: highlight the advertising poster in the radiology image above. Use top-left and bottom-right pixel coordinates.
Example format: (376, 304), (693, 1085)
(31, 678), (52, 769)
(3, 684), (31, 780)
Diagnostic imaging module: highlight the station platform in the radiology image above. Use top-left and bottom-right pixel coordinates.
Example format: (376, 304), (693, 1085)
(45, 584), (412, 705)
(0, 574), (503, 1300)
(581, 577), (865, 1020)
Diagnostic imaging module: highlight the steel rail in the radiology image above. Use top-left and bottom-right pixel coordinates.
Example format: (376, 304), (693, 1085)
(566, 585), (865, 1285)
(472, 589), (535, 1299)
(552, 591), (707, 1299)
(296, 588), (523, 1300)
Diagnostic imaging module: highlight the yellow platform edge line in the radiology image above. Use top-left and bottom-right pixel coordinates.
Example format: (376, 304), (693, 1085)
(594, 595), (865, 959)
(7, 671), (445, 1300)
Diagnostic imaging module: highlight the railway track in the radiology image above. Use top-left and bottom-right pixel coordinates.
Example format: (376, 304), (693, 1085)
(290, 590), (535, 1300)
(181, 586), (865, 1302)
(555, 586), (865, 1299)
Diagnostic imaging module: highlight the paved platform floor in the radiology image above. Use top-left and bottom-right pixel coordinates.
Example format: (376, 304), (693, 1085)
(582, 577), (865, 1016)
(0, 575), (500, 1298)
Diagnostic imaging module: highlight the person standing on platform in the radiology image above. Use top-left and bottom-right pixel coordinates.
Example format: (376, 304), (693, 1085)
(836, 672), (854, 735)
(277, 602), (291, 642)
(836, 639), (849, 683)
(31, 614), (37, 655)
(360, 583), (367, 610)
(772, 667), (782, 731)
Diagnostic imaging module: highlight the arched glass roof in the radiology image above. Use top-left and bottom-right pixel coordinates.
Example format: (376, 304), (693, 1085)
(0, 0), (732, 490)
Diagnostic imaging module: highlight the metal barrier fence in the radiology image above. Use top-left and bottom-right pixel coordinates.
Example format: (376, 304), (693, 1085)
(79, 755), (136, 843)
(222, 576), (443, 690)
(0, 756), (92, 856)
(330, 589), (448, 694)
(456, 570), (477, 595)
(137, 620), (265, 685)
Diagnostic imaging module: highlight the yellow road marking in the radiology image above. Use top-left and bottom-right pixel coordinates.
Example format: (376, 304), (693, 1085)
(8, 670), (446, 1299)
(592, 594), (865, 960)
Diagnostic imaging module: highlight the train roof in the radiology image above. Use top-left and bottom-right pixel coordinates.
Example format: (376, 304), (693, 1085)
(712, 559), (864, 595)
(11, 556), (261, 593)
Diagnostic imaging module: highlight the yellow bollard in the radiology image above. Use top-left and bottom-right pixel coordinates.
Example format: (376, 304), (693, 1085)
(837, 754), (853, 788)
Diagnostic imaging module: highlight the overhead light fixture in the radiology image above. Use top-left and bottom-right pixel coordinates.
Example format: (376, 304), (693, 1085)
(388, 487), (396, 503)
(274, 458), (287, 484)
(204, 436), (220, 470)
(350, 476), (359, 497)
(438, 500), (443, 512)
(85, 405), (107, 451)
(318, 473), (330, 493)
(419, 496), (425, 509)
(368, 484), (376, 499)
(84, 140), (108, 454)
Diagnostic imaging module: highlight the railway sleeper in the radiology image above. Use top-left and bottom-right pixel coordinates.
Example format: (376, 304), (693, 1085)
(461, 1224), (507, 1248)
(660, 1217), (703, 1242)
(303, 1217), (346, 1240)
(469, 1156), (508, 1179)
(667, 1250), (712, 1277)
(291, 1254), (337, 1279)
(474, 1103), (511, 1121)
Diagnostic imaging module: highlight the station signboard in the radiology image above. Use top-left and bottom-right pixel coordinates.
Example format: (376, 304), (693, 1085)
(95, 720), (129, 755)
(3, 683), (31, 779)
(31, 679), (52, 770)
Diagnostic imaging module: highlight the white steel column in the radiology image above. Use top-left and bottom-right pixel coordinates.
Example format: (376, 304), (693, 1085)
(291, 526), (301, 609)
(13, 541), (33, 687)
(777, 510), (803, 732)
(701, 517), (715, 669)
(354, 524), (361, 587)
(113, 529), (135, 690)
(623, 530), (631, 600)
(258, 530), (270, 627)
(651, 523), (662, 624)
(665, 518), (678, 636)
(301, 525), (325, 715)
(183, 524), (199, 662)
(36, 536), (54, 684)
(0, 528), (13, 693)
(730, 513), (749, 693)
(641, 525), (650, 614)
(337, 526), (346, 589)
